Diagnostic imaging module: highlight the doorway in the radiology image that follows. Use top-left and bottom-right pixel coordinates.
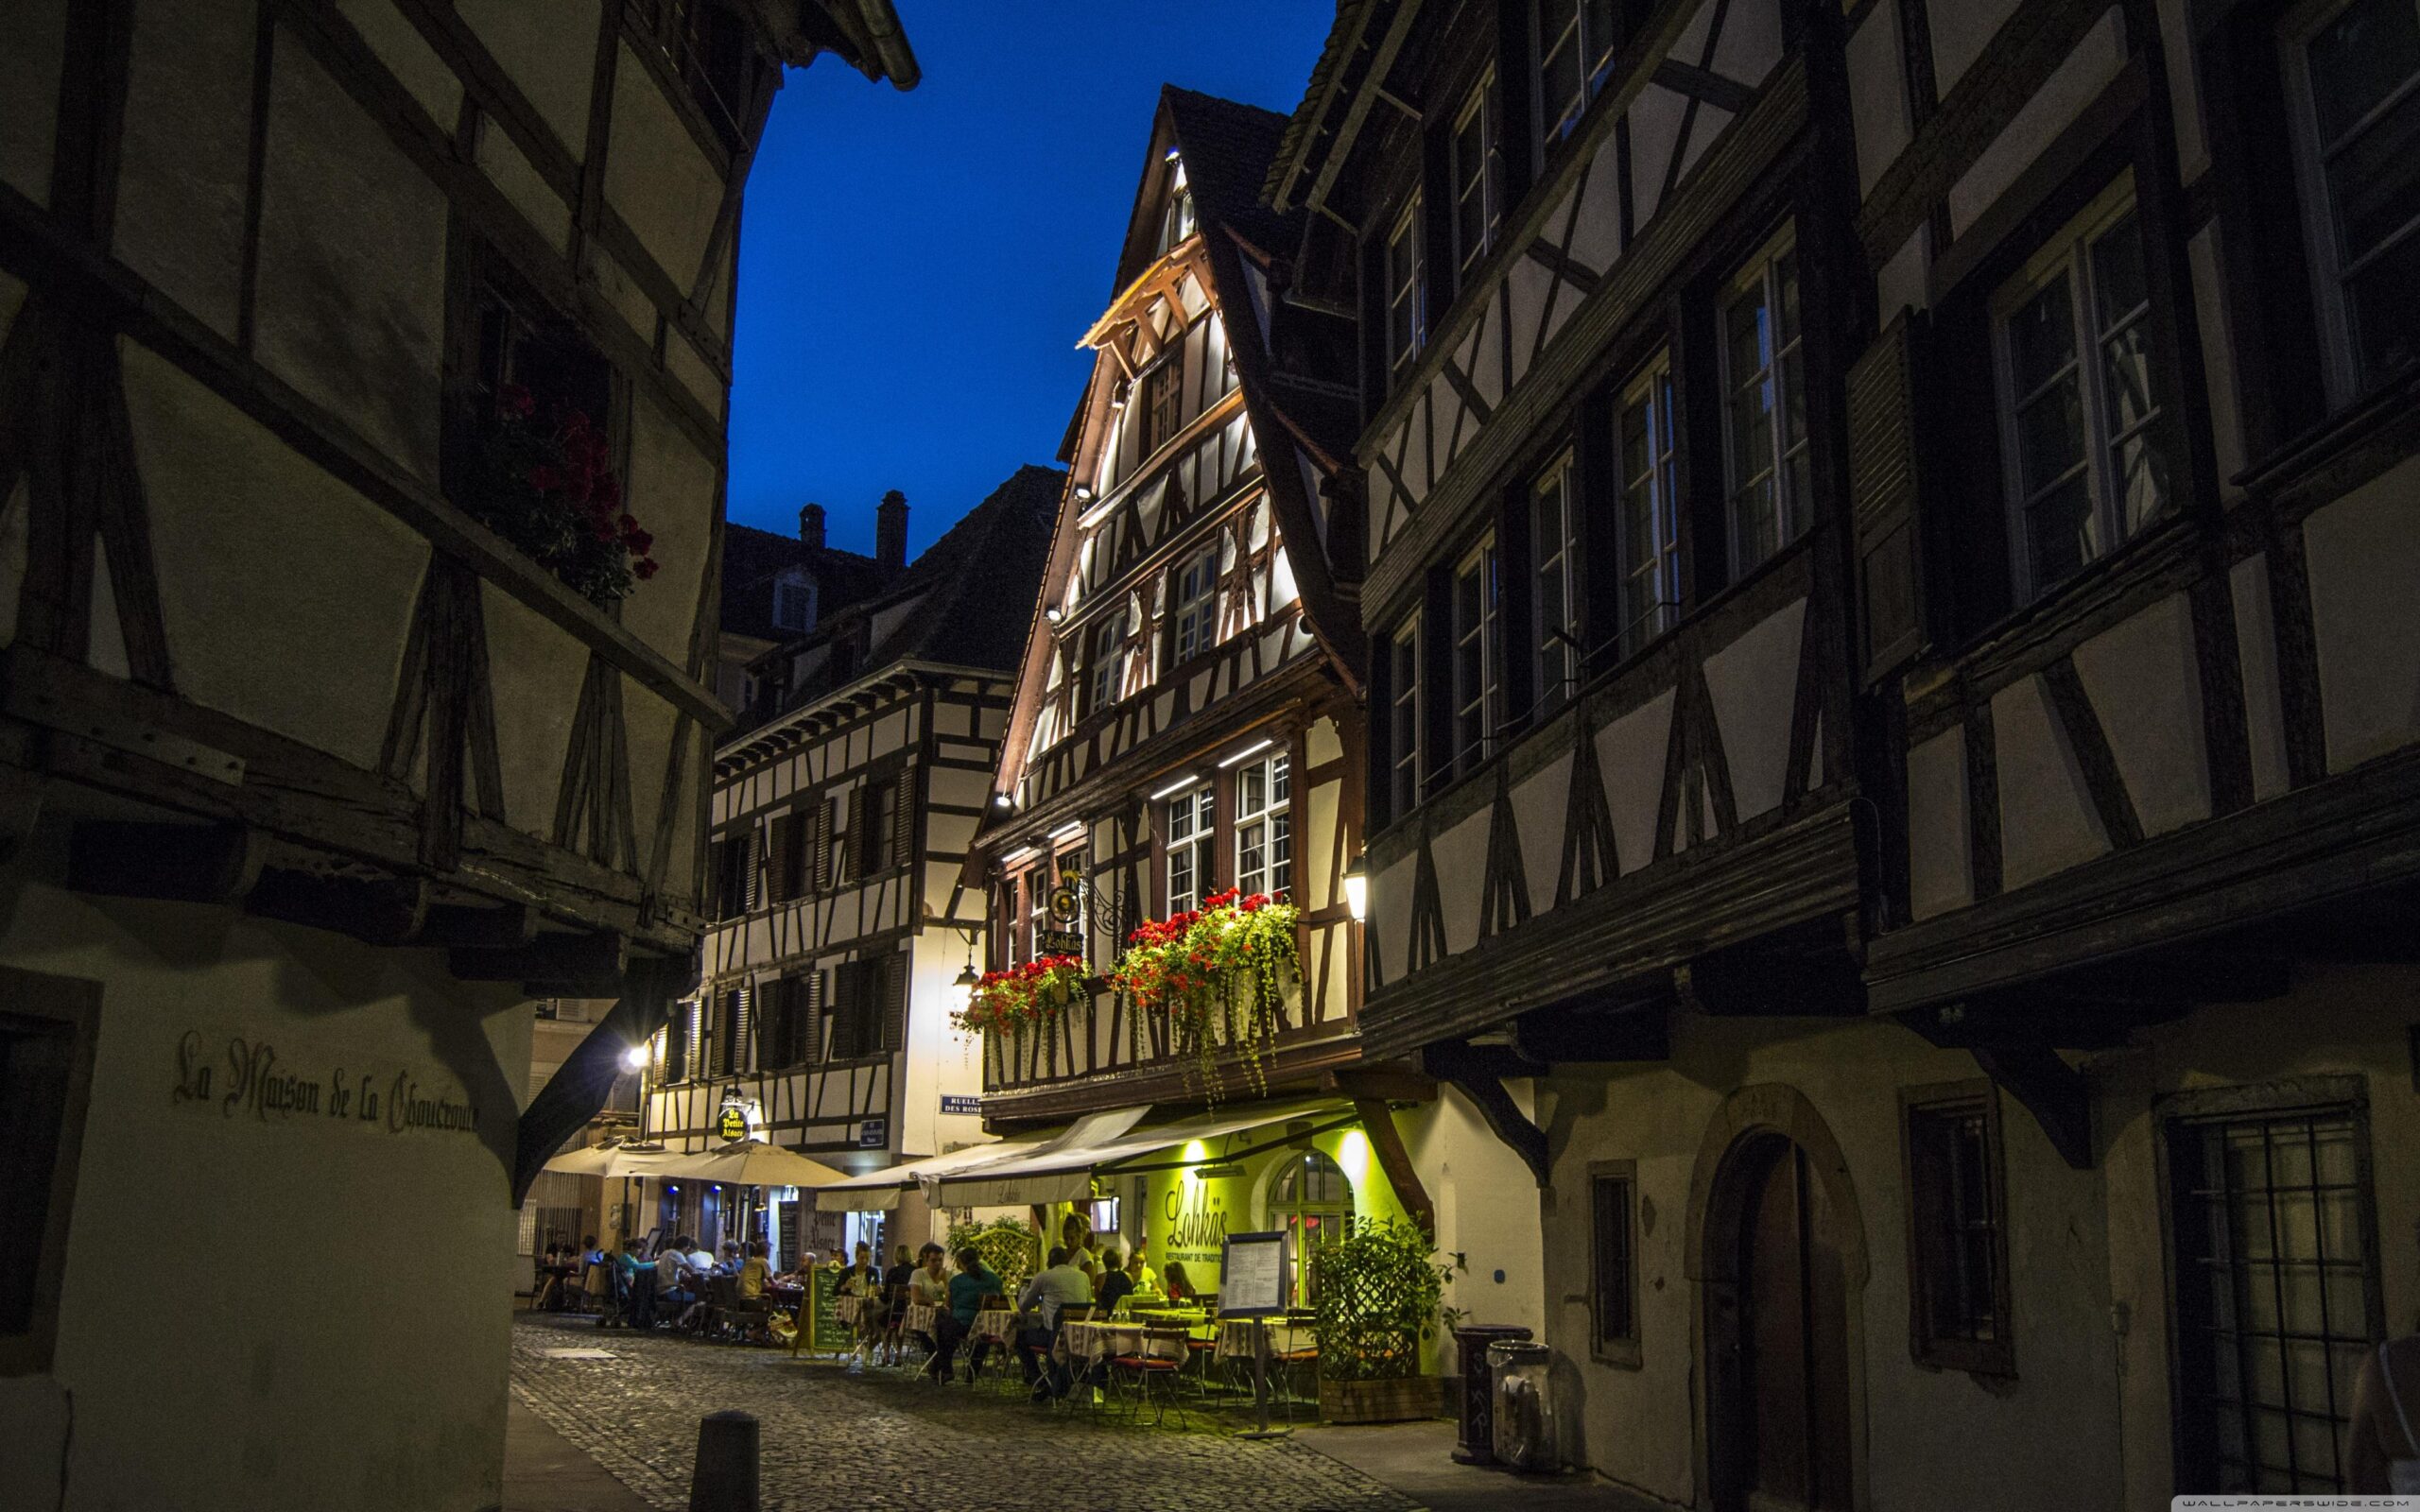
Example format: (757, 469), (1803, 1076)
(1705, 1130), (1855, 1512)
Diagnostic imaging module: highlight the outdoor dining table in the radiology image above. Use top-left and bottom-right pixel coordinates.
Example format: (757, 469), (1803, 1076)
(1216, 1317), (1316, 1358)
(971, 1307), (1019, 1345)
(902, 1301), (940, 1337)
(835, 1295), (873, 1326)
(1057, 1318), (1187, 1367)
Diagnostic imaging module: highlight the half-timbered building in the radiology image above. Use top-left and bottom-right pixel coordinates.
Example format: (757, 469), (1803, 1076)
(958, 86), (1541, 1326)
(0, 3), (912, 1508)
(634, 468), (1059, 1261)
(1283, 0), (2420, 1503)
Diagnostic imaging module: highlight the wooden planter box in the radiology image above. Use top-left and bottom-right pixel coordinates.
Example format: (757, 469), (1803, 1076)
(1318, 1374), (1441, 1424)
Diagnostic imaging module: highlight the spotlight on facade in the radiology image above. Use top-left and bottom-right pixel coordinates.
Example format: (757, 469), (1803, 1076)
(992, 793), (1014, 811)
(1342, 856), (1369, 922)
(621, 1043), (648, 1073)
(1073, 485), (1094, 503)
(1044, 605), (1064, 624)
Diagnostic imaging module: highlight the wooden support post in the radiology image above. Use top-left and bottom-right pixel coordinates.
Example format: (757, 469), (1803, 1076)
(67, 819), (263, 904)
(512, 954), (684, 1204)
(1972, 1041), (2094, 1170)
(246, 868), (429, 947)
(1348, 1095), (1437, 1236)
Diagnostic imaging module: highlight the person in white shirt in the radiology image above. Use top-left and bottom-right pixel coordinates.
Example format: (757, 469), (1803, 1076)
(1014, 1247), (1094, 1400)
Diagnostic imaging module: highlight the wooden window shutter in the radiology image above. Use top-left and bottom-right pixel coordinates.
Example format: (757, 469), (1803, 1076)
(811, 798), (834, 892)
(742, 827), (764, 912)
(830, 960), (862, 1060)
(736, 984), (754, 1073)
(805, 970), (825, 1065)
(848, 784), (871, 883)
(892, 775), (915, 869)
(879, 954), (907, 1052)
(766, 814), (794, 902)
(705, 839), (728, 918)
(1847, 312), (1929, 686)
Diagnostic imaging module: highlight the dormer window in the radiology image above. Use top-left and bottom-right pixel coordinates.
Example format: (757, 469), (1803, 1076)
(772, 571), (814, 632)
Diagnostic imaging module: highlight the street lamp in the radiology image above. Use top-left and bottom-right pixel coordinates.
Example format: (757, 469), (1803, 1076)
(954, 932), (980, 1009)
(621, 1042), (648, 1073)
(1342, 856), (1368, 922)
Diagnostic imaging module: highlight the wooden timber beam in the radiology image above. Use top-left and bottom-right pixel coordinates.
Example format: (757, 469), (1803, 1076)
(512, 954), (686, 1204)
(245, 868), (429, 947)
(1348, 1095), (1436, 1235)
(1513, 1001), (1671, 1063)
(66, 819), (264, 905)
(1972, 1041), (2094, 1170)
(1444, 1073), (1549, 1189)
(450, 930), (629, 993)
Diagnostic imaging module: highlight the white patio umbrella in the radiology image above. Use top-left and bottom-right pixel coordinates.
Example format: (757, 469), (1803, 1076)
(651, 1140), (848, 1190)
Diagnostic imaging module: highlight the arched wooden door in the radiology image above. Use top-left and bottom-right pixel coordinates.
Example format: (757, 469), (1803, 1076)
(1709, 1132), (1854, 1512)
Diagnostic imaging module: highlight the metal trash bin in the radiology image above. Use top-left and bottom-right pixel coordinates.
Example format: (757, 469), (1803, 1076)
(1489, 1340), (1556, 1472)
(1451, 1325), (1532, 1465)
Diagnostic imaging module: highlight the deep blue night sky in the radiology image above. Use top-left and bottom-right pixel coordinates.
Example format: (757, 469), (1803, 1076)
(725, 3), (1336, 558)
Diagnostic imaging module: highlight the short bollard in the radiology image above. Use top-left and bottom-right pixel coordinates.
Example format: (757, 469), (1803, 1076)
(689, 1410), (759, 1512)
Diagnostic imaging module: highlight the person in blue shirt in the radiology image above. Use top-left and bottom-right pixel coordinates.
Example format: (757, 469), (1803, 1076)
(925, 1246), (1004, 1383)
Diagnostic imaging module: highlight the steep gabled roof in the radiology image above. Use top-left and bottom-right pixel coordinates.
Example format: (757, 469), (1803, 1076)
(859, 463), (1066, 672)
(719, 523), (888, 644)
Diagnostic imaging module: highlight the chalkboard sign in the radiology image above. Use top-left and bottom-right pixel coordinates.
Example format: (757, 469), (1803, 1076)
(804, 1266), (845, 1352)
(1220, 1230), (1291, 1317)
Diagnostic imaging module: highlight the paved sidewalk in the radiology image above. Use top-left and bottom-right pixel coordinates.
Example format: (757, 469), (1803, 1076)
(505, 1314), (1657, 1511)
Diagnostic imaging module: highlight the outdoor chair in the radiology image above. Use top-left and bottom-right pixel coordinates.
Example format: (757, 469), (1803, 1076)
(1108, 1329), (1190, 1429)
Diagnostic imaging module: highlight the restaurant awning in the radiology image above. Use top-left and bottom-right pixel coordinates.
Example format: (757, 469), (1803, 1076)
(814, 1134), (1059, 1212)
(928, 1097), (1351, 1209)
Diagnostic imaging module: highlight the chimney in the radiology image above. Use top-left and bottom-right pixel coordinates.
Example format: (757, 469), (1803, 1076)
(875, 490), (908, 572)
(798, 502), (825, 549)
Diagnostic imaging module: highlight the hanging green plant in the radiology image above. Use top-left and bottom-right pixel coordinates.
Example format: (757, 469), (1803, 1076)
(1106, 887), (1299, 1103)
(951, 954), (1088, 1040)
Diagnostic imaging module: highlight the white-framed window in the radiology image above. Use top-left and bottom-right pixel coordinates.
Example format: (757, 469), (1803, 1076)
(1452, 537), (1502, 773)
(1991, 177), (2169, 602)
(1538, 0), (1620, 146)
(1166, 785), (1216, 914)
(1389, 619), (1422, 816)
(1234, 752), (1292, 897)
(1451, 73), (1501, 281)
(1616, 354), (1683, 658)
(1171, 547), (1219, 664)
(1025, 867), (1048, 964)
(1386, 193), (1426, 376)
(1085, 608), (1130, 715)
(1720, 227), (1809, 579)
(1530, 451), (1581, 713)
(1161, 157), (1196, 254)
(2282, 0), (2420, 404)
(772, 572), (813, 632)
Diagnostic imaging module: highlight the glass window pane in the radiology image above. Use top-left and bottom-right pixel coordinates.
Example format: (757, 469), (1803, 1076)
(2090, 212), (2151, 328)
(2101, 321), (2160, 434)
(2015, 376), (2086, 497)
(2111, 432), (2169, 537)
(2010, 272), (2079, 394)
(2025, 472), (2095, 585)
(2306, 0), (2420, 146)
(2325, 88), (2420, 265)
(2345, 215), (2420, 383)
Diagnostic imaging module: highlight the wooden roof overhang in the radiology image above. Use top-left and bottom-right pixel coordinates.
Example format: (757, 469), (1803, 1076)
(1078, 242), (1208, 364)
(714, 659), (999, 775)
(1266, 0), (1422, 220)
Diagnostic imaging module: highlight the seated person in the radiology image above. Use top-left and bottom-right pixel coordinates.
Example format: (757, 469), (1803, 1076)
(837, 1243), (880, 1297)
(1095, 1247), (1135, 1317)
(736, 1241), (769, 1300)
(655, 1235), (700, 1314)
(1014, 1246), (1094, 1401)
(928, 1246), (1003, 1383)
(718, 1242), (744, 1276)
(614, 1238), (657, 1328)
(1127, 1238), (1162, 1297)
(1161, 1260), (1195, 1305)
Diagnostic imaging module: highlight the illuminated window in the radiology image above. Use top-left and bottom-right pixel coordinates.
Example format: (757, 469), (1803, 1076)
(1274, 1149), (1356, 1304)
(1616, 355), (1683, 657)
(1385, 194), (1426, 377)
(1171, 548), (1219, 664)
(1451, 538), (1502, 773)
(1389, 620), (1422, 815)
(1234, 752), (1291, 897)
(1721, 229), (1809, 578)
(1166, 785), (1216, 914)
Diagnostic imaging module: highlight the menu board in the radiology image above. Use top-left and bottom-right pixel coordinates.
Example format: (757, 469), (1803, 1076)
(1219, 1230), (1290, 1317)
(805, 1266), (845, 1351)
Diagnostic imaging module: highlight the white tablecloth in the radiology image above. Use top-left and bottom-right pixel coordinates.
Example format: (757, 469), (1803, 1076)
(1060, 1320), (1186, 1366)
(1217, 1318), (1315, 1359)
(903, 1301), (940, 1336)
(971, 1308), (1019, 1344)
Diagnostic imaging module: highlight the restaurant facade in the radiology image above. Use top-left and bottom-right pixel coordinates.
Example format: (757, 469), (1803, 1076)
(947, 85), (1543, 1337)
(1273, 0), (2420, 1505)
(0, 3), (914, 1509)
(633, 467), (1063, 1264)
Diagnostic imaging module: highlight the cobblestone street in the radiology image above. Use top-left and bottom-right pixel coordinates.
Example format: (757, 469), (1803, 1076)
(509, 1315), (1419, 1511)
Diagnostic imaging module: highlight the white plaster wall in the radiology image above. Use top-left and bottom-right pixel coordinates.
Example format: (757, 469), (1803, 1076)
(605, 44), (721, 288)
(1993, 673), (2111, 890)
(2098, 966), (2420, 1507)
(1907, 725), (1973, 919)
(1597, 689), (1675, 873)
(1948, 9), (2126, 235)
(1536, 1016), (2122, 1511)
(457, 0), (594, 154)
(1702, 598), (1805, 822)
(1847, 0), (1911, 198)
(1931, 0), (2031, 96)
(2071, 593), (2210, 837)
(114, 0), (255, 342)
(0, 824), (528, 1512)
(1402, 1084), (1547, 1340)
(2302, 455), (2420, 773)
(0, 0), (66, 208)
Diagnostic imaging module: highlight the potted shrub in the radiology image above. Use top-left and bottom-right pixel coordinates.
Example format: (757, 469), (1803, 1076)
(1308, 1217), (1461, 1423)
(952, 954), (1087, 1074)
